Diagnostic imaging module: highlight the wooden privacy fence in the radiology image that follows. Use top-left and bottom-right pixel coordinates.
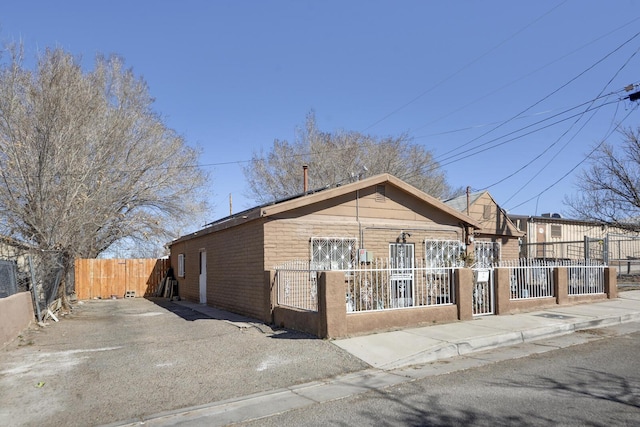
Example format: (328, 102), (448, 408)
(75, 258), (170, 300)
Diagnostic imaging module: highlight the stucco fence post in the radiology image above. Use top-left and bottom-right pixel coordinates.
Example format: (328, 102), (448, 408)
(605, 267), (617, 299)
(455, 268), (473, 321)
(1, 292), (35, 347)
(493, 267), (511, 315)
(318, 271), (347, 338)
(554, 267), (568, 305)
(264, 270), (276, 324)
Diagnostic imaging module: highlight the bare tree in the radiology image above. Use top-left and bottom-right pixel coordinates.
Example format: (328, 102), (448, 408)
(565, 127), (640, 230)
(244, 112), (457, 204)
(0, 45), (208, 273)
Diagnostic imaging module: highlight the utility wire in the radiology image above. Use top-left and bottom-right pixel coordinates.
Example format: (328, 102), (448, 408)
(435, 95), (622, 165)
(506, 103), (638, 212)
(432, 28), (640, 163)
(411, 14), (640, 135)
(495, 43), (640, 204)
(362, 1), (568, 132)
(394, 96), (622, 186)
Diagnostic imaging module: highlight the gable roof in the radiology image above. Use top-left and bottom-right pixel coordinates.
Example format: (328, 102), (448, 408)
(260, 174), (481, 227)
(444, 190), (524, 238)
(171, 174), (481, 245)
(442, 191), (484, 213)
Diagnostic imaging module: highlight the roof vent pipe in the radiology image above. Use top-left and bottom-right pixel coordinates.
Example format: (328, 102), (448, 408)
(303, 164), (309, 193)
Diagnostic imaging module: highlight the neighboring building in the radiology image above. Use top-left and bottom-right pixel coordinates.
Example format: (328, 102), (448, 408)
(444, 190), (524, 265)
(0, 235), (33, 297)
(508, 213), (640, 266)
(169, 174), (480, 322)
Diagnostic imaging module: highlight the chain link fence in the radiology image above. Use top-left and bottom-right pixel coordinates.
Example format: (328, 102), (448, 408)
(0, 239), (71, 322)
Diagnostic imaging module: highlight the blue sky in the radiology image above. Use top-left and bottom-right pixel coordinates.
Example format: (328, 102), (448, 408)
(2, 1), (640, 224)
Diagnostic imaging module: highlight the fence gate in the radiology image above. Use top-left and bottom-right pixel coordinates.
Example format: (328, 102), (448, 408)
(472, 268), (494, 316)
(584, 236), (607, 263)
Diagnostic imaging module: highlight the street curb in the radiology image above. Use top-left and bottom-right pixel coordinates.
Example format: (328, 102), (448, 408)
(373, 314), (635, 371)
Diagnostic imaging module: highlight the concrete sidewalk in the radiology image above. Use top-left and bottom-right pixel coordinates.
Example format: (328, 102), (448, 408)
(114, 290), (640, 427)
(333, 290), (640, 369)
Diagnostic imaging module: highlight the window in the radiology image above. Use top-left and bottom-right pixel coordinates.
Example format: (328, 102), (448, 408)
(424, 240), (464, 268)
(375, 185), (386, 202)
(551, 225), (562, 238)
(483, 204), (491, 220)
(311, 237), (357, 270)
(177, 254), (185, 277)
(475, 241), (501, 267)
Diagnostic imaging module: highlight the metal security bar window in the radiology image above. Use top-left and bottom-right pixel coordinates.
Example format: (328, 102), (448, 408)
(424, 240), (464, 268)
(475, 241), (501, 267)
(311, 237), (357, 270)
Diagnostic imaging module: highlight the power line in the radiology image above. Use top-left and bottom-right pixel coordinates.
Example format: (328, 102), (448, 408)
(361, 1), (568, 132)
(431, 28), (640, 163)
(411, 15), (640, 135)
(505, 103), (639, 212)
(490, 42), (640, 204)
(435, 96), (622, 165)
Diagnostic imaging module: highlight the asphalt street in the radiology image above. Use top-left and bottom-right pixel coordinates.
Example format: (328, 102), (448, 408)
(237, 325), (640, 426)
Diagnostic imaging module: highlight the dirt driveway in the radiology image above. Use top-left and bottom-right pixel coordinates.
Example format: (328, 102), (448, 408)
(0, 298), (368, 427)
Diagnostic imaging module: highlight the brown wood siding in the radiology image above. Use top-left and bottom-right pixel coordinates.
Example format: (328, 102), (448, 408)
(75, 258), (169, 300)
(264, 220), (463, 267)
(263, 184), (466, 268)
(264, 218), (359, 268)
(470, 193), (521, 237)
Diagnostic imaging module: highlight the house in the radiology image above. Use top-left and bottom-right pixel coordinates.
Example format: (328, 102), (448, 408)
(169, 174), (481, 323)
(444, 190), (524, 265)
(169, 175), (618, 338)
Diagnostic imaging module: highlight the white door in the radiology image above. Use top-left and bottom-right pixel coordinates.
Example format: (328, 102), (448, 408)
(199, 251), (207, 304)
(389, 243), (415, 307)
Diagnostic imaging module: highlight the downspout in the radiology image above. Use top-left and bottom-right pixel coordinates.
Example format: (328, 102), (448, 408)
(357, 189), (362, 251)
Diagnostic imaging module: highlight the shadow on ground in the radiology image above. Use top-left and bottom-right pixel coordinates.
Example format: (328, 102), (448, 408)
(146, 297), (214, 321)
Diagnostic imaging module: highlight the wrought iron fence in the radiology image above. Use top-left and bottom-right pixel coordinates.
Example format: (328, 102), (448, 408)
(274, 259), (457, 313)
(567, 261), (605, 295)
(498, 258), (605, 299)
(499, 259), (555, 300)
(275, 260), (318, 312)
(472, 268), (494, 315)
(346, 259), (456, 312)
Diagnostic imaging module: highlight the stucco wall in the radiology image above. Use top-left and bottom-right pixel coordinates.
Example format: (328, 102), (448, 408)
(1, 292), (34, 347)
(171, 220), (267, 320)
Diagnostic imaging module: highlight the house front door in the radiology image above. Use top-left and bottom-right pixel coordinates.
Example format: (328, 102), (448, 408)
(389, 242), (414, 307)
(199, 251), (207, 304)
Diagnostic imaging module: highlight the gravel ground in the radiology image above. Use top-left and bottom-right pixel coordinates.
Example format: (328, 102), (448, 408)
(0, 298), (368, 427)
